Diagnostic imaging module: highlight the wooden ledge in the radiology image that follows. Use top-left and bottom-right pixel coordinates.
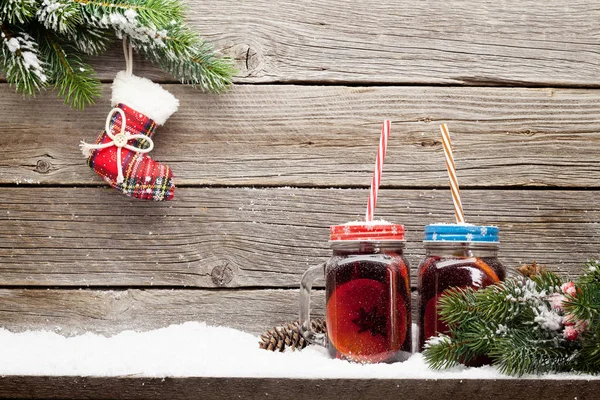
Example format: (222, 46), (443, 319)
(0, 376), (598, 400)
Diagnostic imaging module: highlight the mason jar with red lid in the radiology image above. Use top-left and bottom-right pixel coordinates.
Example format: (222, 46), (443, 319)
(299, 222), (412, 363)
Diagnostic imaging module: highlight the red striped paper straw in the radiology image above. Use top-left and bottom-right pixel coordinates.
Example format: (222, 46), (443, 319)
(365, 120), (391, 222)
(440, 124), (465, 223)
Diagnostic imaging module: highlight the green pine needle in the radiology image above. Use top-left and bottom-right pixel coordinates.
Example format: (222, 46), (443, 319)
(576, 330), (600, 374)
(78, 0), (186, 29)
(423, 266), (600, 376)
(1, 0), (236, 109)
(0, 24), (48, 95)
(436, 286), (479, 326)
(0, 0), (36, 24)
(564, 284), (600, 324)
(68, 26), (113, 55)
(530, 269), (563, 292)
(37, 0), (82, 35)
(423, 335), (464, 370)
(39, 30), (102, 110)
(580, 260), (600, 286)
(490, 332), (573, 376)
(138, 38), (236, 92)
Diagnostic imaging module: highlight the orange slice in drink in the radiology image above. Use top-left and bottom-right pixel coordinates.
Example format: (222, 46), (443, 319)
(327, 278), (406, 363)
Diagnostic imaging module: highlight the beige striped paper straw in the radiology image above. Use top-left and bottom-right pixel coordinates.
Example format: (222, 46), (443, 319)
(440, 124), (465, 223)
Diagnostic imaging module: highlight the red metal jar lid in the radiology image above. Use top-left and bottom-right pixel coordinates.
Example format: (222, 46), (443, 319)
(330, 222), (405, 241)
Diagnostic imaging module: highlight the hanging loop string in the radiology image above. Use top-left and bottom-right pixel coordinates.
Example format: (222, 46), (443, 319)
(123, 36), (133, 75)
(79, 108), (154, 184)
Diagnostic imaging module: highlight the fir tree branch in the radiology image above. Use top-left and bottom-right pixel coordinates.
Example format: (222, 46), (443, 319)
(136, 34), (236, 92)
(423, 335), (471, 370)
(77, 0), (236, 91)
(576, 329), (600, 374)
(490, 332), (573, 376)
(0, 0), (36, 24)
(0, 23), (48, 95)
(2, 0), (236, 108)
(38, 29), (101, 109)
(422, 336), (460, 370)
(36, 0), (82, 35)
(564, 284), (600, 323)
(460, 319), (498, 355)
(76, 0), (186, 29)
(436, 286), (480, 326)
(422, 268), (600, 376)
(68, 25), (113, 55)
(564, 263), (600, 323)
(530, 269), (563, 292)
(580, 260), (600, 285)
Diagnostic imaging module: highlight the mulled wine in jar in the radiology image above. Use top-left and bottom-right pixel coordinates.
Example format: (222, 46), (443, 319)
(300, 222), (412, 363)
(417, 224), (506, 351)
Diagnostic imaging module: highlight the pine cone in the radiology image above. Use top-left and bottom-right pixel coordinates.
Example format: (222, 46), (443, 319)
(259, 318), (326, 352)
(517, 261), (546, 278)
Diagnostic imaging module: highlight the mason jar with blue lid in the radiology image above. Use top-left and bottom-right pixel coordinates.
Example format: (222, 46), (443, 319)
(417, 223), (506, 351)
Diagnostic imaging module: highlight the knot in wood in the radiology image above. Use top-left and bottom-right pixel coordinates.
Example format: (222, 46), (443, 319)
(420, 139), (441, 148)
(245, 47), (261, 72)
(211, 264), (234, 287)
(35, 159), (52, 174)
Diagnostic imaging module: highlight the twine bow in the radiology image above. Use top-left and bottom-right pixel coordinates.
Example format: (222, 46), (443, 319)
(80, 107), (154, 184)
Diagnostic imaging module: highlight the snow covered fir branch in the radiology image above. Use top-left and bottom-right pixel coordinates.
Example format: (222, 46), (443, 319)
(0, 0), (236, 109)
(422, 260), (600, 376)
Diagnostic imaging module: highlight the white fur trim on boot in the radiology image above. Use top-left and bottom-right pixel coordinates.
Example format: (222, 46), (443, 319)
(111, 71), (179, 125)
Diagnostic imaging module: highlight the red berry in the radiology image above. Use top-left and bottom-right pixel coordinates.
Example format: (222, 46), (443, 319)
(575, 319), (589, 334)
(562, 314), (576, 326)
(549, 293), (566, 311)
(564, 326), (578, 341)
(561, 282), (577, 297)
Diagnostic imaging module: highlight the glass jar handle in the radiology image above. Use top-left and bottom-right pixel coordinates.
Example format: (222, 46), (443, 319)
(299, 262), (326, 347)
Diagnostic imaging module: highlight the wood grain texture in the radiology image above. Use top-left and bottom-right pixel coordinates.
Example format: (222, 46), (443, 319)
(0, 288), (424, 336)
(0, 288), (420, 335)
(87, 1), (600, 86)
(0, 288), (324, 336)
(1, 0), (598, 391)
(0, 376), (598, 400)
(1, 187), (599, 287)
(1, 84), (599, 187)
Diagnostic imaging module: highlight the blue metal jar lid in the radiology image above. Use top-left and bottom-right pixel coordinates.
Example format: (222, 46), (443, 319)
(424, 223), (499, 243)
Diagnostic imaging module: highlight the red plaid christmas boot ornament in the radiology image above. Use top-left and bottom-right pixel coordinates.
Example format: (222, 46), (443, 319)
(80, 72), (179, 201)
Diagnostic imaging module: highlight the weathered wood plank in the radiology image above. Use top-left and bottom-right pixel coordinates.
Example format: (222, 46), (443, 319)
(0, 288), (423, 336)
(57, 1), (600, 86)
(1, 84), (599, 187)
(0, 288), (323, 336)
(1, 187), (598, 287)
(0, 288), (420, 335)
(0, 376), (598, 400)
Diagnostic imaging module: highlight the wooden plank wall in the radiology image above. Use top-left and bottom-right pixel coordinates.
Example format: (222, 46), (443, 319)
(1, 0), (599, 338)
